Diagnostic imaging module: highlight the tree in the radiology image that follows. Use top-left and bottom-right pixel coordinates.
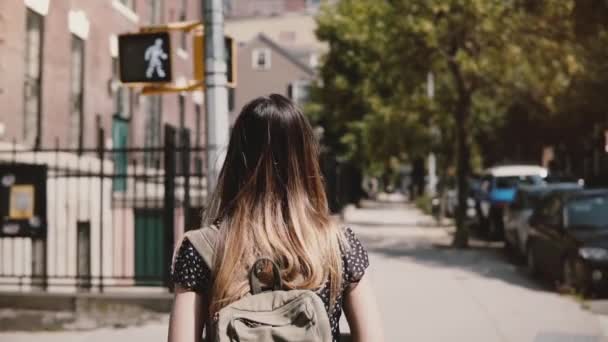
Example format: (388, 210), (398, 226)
(313, 0), (581, 246)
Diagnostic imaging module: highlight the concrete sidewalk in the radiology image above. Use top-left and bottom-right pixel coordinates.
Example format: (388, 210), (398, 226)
(1, 200), (605, 342)
(343, 200), (604, 342)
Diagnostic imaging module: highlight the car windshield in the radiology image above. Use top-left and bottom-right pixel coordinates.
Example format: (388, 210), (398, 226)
(496, 175), (541, 189)
(566, 195), (608, 229)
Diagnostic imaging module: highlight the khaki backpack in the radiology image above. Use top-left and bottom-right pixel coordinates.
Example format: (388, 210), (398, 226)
(183, 225), (333, 342)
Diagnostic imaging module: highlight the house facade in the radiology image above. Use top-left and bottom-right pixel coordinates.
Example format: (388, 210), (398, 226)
(230, 33), (315, 120)
(225, 13), (324, 119)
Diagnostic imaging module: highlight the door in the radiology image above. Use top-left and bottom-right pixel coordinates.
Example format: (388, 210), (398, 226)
(534, 196), (562, 273)
(542, 200), (568, 280)
(76, 221), (91, 290)
(134, 209), (165, 286)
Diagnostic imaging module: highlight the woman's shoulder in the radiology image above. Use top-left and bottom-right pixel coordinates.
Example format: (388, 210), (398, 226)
(171, 237), (213, 293)
(340, 226), (369, 284)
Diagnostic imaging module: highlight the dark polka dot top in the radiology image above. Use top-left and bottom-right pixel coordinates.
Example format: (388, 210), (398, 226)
(171, 227), (369, 342)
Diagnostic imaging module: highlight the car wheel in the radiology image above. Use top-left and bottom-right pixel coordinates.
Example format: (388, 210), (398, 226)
(562, 258), (576, 292)
(562, 257), (589, 296)
(526, 245), (538, 276)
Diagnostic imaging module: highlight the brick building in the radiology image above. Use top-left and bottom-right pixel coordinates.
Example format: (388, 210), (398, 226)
(0, 0), (205, 155)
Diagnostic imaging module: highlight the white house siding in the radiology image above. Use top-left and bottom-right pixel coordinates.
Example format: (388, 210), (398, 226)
(0, 142), (113, 292)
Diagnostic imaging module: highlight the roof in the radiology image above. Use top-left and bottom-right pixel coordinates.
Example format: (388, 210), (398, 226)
(225, 12), (326, 51)
(485, 165), (548, 178)
(255, 33), (316, 76)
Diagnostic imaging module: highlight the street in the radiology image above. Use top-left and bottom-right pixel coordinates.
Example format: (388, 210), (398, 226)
(346, 200), (604, 342)
(0, 200), (605, 342)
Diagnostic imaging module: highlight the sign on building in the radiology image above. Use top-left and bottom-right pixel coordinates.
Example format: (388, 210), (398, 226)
(118, 32), (172, 83)
(0, 164), (47, 238)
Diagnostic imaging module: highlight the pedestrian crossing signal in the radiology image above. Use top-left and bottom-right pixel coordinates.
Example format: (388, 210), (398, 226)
(193, 33), (237, 88)
(118, 32), (172, 83)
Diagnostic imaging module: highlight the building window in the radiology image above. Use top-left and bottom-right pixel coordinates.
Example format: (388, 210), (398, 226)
(288, 80), (311, 105)
(69, 35), (85, 150)
(112, 57), (131, 119)
(252, 48), (271, 70)
(176, 94), (186, 174)
(179, 0), (187, 50)
(144, 95), (162, 168)
(149, 0), (163, 24)
(23, 9), (44, 148)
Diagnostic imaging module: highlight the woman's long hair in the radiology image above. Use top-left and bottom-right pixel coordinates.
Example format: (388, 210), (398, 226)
(203, 94), (345, 314)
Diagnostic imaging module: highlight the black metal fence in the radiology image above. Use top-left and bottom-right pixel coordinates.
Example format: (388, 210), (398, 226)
(0, 124), (207, 292)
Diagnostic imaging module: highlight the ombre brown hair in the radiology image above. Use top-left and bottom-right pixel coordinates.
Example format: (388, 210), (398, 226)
(202, 94), (345, 314)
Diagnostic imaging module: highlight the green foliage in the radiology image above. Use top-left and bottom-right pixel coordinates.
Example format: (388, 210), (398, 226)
(311, 0), (587, 245)
(311, 0), (580, 173)
(414, 194), (433, 216)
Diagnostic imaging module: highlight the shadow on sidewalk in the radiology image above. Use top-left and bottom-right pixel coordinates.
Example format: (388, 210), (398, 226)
(359, 231), (548, 292)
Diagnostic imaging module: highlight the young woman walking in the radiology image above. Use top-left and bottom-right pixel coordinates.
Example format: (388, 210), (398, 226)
(168, 94), (384, 342)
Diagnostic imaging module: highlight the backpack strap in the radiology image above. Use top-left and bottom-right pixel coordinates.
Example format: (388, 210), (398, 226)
(184, 224), (220, 270)
(249, 258), (283, 295)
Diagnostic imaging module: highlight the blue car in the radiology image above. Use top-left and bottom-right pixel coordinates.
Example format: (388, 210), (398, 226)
(477, 165), (547, 239)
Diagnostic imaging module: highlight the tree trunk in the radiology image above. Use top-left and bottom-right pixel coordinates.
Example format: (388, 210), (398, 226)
(452, 97), (471, 248)
(447, 58), (472, 248)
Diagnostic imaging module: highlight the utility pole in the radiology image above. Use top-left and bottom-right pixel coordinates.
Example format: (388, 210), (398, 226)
(203, 0), (229, 197)
(426, 71), (438, 197)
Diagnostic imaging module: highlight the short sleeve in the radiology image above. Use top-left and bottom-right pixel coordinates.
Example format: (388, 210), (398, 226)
(171, 238), (213, 293)
(342, 227), (369, 285)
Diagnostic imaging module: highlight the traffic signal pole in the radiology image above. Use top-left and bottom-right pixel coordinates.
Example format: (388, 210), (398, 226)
(203, 0), (229, 197)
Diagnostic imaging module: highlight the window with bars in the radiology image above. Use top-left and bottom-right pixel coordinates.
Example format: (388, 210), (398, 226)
(23, 9), (43, 148)
(69, 35), (85, 150)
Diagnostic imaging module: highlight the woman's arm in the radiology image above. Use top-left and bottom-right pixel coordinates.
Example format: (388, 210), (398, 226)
(168, 285), (207, 342)
(343, 273), (384, 342)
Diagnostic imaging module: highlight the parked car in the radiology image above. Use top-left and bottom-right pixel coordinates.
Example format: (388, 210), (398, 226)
(476, 165), (547, 239)
(444, 177), (479, 221)
(526, 189), (608, 296)
(503, 182), (582, 259)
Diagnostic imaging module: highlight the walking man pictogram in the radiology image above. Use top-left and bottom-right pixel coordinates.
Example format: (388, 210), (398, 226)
(145, 38), (168, 79)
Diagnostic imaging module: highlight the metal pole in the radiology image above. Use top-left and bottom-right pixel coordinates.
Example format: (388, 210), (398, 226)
(98, 126), (105, 292)
(203, 0), (229, 197)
